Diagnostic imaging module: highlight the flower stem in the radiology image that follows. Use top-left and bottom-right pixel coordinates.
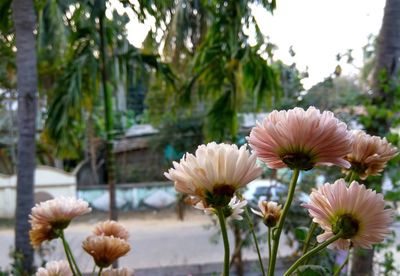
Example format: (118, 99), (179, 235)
(334, 248), (351, 276)
(97, 267), (103, 276)
(216, 207), (230, 276)
(345, 171), (358, 184)
(284, 232), (343, 276)
(302, 221), (317, 255)
(268, 168), (300, 276)
(60, 231), (82, 276)
(59, 231), (77, 276)
(267, 227), (272, 262)
(244, 207), (266, 276)
(349, 171), (358, 183)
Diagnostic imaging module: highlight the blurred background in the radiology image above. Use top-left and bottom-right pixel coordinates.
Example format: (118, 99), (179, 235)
(1, 0), (400, 275)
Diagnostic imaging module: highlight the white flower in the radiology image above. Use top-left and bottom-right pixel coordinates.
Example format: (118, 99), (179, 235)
(195, 196), (247, 221)
(165, 142), (262, 208)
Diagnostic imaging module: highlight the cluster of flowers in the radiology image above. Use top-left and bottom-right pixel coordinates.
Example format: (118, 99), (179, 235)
(29, 106), (397, 276)
(29, 197), (133, 276)
(165, 106), (397, 275)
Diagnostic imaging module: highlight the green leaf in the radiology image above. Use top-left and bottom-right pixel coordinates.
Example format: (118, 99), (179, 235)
(296, 265), (330, 276)
(294, 226), (309, 242)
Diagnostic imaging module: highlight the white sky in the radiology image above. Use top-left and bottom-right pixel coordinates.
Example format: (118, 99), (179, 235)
(123, 0), (386, 89)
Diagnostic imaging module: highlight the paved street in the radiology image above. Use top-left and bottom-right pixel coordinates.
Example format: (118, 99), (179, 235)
(1, 211), (398, 275)
(0, 210), (295, 274)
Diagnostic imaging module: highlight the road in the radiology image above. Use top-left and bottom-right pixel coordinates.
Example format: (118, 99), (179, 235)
(0, 210), (295, 274)
(1, 210), (398, 275)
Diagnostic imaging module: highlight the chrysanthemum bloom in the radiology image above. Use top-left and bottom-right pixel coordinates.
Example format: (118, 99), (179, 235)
(164, 142), (262, 208)
(345, 130), (398, 179)
(248, 107), (352, 170)
(93, 220), (130, 241)
(30, 197), (91, 230)
(102, 267), (134, 276)
(194, 196), (247, 220)
(30, 225), (56, 247)
(36, 260), (72, 276)
(251, 201), (282, 227)
(82, 236), (131, 268)
(303, 179), (393, 250)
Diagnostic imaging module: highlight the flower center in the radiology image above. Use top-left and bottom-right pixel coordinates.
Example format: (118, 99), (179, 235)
(281, 152), (315, 170)
(332, 214), (359, 239)
(264, 214), (279, 227)
(205, 184), (236, 208)
(348, 161), (368, 175)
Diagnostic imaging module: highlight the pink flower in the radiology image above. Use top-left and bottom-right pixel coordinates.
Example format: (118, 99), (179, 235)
(102, 267), (134, 276)
(30, 197), (91, 229)
(346, 130), (398, 179)
(36, 260), (72, 276)
(82, 236), (131, 268)
(164, 142), (262, 208)
(93, 220), (130, 241)
(248, 107), (352, 170)
(29, 197), (91, 246)
(303, 179), (393, 250)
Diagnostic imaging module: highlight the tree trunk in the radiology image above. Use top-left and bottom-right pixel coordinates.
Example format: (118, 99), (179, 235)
(98, 4), (117, 222)
(12, 0), (38, 273)
(351, 1), (400, 275)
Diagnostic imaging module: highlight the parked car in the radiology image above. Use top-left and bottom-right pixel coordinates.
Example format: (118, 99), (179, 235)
(243, 179), (310, 207)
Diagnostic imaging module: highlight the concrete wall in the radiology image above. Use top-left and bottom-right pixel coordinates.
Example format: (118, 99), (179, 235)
(0, 166), (76, 218)
(77, 182), (176, 212)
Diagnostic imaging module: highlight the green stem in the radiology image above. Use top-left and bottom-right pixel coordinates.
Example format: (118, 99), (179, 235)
(60, 231), (82, 276)
(216, 207), (230, 276)
(268, 169), (300, 276)
(348, 171), (358, 183)
(284, 232), (343, 276)
(344, 172), (352, 182)
(92, 265), (96, 276)
(244, 208), (265, 276)
(59, 231), (78, 276)
(97, 267), (103, 276)
(345, 171), (358, 185)
(267, 227), (272, 262)
(302, 221), (317, 255)
(333, 248), (351, 276)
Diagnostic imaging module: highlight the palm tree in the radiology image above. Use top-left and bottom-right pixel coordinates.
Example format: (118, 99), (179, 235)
(12, 0), (38, 272)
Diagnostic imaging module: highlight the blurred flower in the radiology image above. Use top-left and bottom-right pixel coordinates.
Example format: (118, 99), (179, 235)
(248, 107), (352, 170)
(303, 179), (393, 250)
(93, 220), (130, 241)
(30, 225), (55, 247)
(194, 196), (247, 221)
(345, 130), (398, 179)
(36, 260), (72, 276)
(252, 201), (282, 227)
(29, 197), (91, 246)
(102, 267), (134, 276)
(226, 196), (247, 221)
(82, 236), (130, 268)
(30, 197), (91, 229)
(164, 142), (262, 208)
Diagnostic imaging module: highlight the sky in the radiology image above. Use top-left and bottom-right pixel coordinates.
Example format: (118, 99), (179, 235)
(122, 0), (386, 89)
(251, 0), (386, 89)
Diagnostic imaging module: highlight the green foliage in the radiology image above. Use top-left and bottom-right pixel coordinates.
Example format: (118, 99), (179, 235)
(300, 77), (365, 111)
(295, 265), (330, 276)
(294, 226), (308, 242)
